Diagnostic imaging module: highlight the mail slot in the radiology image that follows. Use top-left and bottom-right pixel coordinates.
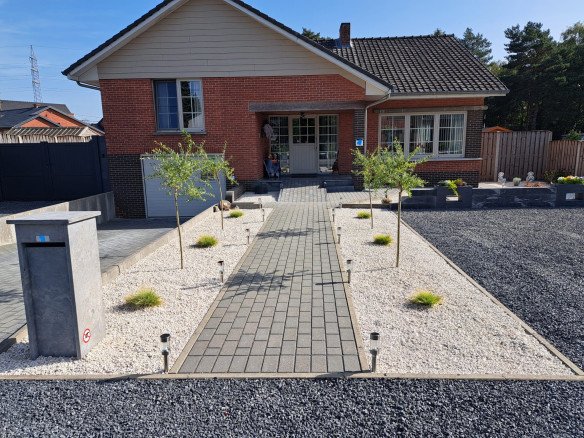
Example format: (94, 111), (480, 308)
(7, 211), (105, 359)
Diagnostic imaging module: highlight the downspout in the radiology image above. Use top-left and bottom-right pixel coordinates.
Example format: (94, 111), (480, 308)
(76, 81), (100, 91)
(363, 91), (391, 153)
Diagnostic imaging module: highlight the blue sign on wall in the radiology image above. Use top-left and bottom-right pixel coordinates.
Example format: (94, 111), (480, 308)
(355, 138), (364, 147)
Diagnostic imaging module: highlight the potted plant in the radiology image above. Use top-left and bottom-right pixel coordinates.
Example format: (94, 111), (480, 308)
(513, 177), (522, 186)
(555, 175), (584, 206)
(436, 179), (472, 208)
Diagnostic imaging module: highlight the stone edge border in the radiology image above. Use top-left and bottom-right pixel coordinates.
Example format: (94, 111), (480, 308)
(327, 208), (370, 372)
(169, 209), (274, 374)
(0, 207), (216, 354)
(400, 217), (584, 377)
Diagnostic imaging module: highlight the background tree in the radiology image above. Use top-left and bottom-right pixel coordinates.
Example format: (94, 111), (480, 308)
(201, 143), (236, 231)
(302, 28), (322, 41)
(461, 27), (493, 64)
(148, 134), (209, 269)
(433, 28), (447, 36)
(353, 148), (384, 229)
(377, 140), (427, 268)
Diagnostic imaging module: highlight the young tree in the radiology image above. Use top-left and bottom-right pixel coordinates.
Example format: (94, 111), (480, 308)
(461, 27), (493, 64)
(201, 143), (236, 231)
(353, 148), (384, 228)
(377, 140), (427, 268)
(302, 28), (322, 41)
(148, 134), (209, 269)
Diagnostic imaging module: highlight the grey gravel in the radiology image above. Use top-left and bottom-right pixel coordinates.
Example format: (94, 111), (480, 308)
(403, 208), (584, 370)
(0, 378), (582, 437)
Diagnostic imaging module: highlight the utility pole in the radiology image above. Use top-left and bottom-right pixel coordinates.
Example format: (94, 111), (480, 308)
(30, 45), (42, 103)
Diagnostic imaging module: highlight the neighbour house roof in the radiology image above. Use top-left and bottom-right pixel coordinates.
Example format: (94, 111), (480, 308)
(0, 100), (72, 115)
(319, 36), (508, 96)
(0, 105), (104, 135)
(62, 0), (506, 97)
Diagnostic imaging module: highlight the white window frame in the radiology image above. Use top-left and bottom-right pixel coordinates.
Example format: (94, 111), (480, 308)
(378, 111), (466, 159)
(177, 79), (205, 133)
(155, 79), (205, 133)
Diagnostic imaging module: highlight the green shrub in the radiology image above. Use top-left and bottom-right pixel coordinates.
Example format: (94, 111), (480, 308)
(196, 235), (218, 248)
(373, 234), (392, 245)
(557, 176), (584, 185)
(356, 211), (372, 219)
(410, 291), (443, 307)
(229, 210), (244, 218)
(124, 288), (162, 309)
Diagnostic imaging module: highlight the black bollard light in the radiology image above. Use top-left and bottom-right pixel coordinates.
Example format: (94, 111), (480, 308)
(246, 228), (251, 245)
(337, 226), (342, 244)
(261, 208), (265, 222)
(347, 259), (353, 283)
(332, 208), (336, 223)
(218, 260), (225, 283)
(160, 333), (171, 373)
(369, 332), (380, 373)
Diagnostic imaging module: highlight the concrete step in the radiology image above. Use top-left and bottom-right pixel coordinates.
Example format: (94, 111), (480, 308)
(323, 178), (353, 188)
(327, 185), (356, 193)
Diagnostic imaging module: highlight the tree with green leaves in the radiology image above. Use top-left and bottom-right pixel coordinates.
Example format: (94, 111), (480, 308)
(352, 148), (384, 229)
(433, 28), (447, 36)
(201, 142), (236, 231)
(148, 133), (209, 269)
(461, 27), (493, 64)
(302, 28), (322, 41)
(377, 140), (427, 268)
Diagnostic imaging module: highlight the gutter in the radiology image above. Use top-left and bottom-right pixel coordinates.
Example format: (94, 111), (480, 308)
(76, 81), (100, 91)
(363, 91), (391, 153)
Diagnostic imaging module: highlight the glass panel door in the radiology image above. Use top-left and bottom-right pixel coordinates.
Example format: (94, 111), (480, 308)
(269, 116), (290, 174)
(318, 115), (338, 172)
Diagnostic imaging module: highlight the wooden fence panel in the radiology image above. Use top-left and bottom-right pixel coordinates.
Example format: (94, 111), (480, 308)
(546, 140), (582, 175)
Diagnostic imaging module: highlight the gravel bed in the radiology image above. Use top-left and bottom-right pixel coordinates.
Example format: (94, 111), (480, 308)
(0, 378), (582, 437)
(336, 208), (572, 375)
(0, 209), (271, 375)
(403, 208), (584, 371)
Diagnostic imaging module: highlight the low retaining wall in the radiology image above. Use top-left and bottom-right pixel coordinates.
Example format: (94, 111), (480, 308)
(0, 192), (115, 246)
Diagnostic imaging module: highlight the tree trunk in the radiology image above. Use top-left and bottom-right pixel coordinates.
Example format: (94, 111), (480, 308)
(396, 189), (403, 268)
(174, 191), (184, 270)
(369, 187), (374, 229)
(218, 176), (224, 231)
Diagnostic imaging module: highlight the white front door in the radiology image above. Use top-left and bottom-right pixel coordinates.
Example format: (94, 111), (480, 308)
(289, 116), (318, 174)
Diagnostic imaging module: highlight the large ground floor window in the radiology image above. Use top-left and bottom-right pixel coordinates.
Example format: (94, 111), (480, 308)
(269, 115), (339, 173)
(379, 112), (466, 157)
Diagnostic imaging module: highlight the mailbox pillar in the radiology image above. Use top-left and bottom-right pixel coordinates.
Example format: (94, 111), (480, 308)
(7, 211), (105, 359)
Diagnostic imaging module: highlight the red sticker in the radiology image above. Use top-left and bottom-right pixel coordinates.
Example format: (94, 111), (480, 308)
(82, 328), (91, 344)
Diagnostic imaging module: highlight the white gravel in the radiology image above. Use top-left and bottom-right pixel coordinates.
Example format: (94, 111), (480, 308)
(0, 209), (271, 375)
(336, 208), (572, 375)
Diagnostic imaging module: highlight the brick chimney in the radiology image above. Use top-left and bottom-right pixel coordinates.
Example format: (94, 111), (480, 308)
(339, 22), (351, 48)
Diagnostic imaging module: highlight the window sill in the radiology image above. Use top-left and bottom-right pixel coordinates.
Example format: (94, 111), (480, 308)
(154, 130), (207, 136)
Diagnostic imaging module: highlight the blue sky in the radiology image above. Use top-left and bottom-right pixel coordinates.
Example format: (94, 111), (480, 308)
(1, 0), (581, 122)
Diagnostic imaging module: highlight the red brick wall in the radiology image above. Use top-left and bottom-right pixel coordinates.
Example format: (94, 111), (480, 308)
(415, 159), (482, 187)
(101, 75), (365, 217)
(21, 109), (84, 128)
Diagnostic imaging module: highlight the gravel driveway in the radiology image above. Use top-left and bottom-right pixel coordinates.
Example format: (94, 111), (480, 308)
(0, 378), (582, 436)
(403, 208), (584, 371)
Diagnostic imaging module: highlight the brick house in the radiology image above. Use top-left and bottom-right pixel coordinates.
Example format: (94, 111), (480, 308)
(63, 0), (507, 218)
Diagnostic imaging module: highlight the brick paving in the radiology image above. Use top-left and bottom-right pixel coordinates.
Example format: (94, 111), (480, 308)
(177, 204), (363, 374)
(0, 218), (178, 349)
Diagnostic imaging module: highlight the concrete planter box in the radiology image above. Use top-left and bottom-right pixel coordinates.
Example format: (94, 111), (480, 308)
(435, 186), (473, 209)
(402, 188), (437, 209)
(555, 184), (584, 207)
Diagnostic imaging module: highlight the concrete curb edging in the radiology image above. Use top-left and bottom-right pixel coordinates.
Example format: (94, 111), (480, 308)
(169, 209), (274, 374)
(328, 207), (370, 372)
(401, 217), (584, 377)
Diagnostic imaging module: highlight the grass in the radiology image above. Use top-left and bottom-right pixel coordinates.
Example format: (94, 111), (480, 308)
(356, 211), (372, 219)
(373, 234), (392, 245)
(196, 235), (218, 248)
(410, 291), (443, 307)
(229, 210), (244, 218)
(124, 288), (162, 310)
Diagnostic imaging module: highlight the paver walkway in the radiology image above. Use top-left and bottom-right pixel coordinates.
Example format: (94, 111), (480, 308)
(0, 218), (178, 349)
(177, 204), (364, 374)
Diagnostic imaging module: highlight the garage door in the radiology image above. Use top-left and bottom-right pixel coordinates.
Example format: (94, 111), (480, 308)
(141, 156), (226, 218)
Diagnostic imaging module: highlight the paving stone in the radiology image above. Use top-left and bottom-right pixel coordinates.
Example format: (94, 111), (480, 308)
(245, 356), (264, 373)
(294, 355), (311, 373)
(311, 356), (328, 373)
(262, 356), (280, 373)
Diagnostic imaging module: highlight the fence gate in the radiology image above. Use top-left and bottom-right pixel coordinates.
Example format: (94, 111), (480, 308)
(0, 137), (109, 201)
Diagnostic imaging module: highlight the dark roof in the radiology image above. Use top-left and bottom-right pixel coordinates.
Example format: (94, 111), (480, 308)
(0, 107), (53, 129)
(0, 100), (72, 115)
(62, 0), (391, 89)
(321, 35), (507, 95)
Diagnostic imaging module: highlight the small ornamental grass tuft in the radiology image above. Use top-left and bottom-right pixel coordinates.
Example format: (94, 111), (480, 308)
(124, 288), (162, 310)
(356, 211), (372, 219)
(229, 210), (244, 218)
(373, 234), (392, 246)
(196, 235), (218, 248)
(410, 291), (443, 307)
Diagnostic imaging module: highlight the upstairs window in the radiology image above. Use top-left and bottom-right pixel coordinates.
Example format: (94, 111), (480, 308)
(154, 79), (205, 132)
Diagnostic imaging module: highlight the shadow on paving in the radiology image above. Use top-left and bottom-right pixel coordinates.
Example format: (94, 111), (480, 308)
(0, 379), (582, 436)
(403, 207), (584, 371)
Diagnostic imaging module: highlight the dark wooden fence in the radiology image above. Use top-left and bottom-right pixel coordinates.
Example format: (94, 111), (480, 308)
(480, 131), (583, 181)
(0, 136), (109, 201)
